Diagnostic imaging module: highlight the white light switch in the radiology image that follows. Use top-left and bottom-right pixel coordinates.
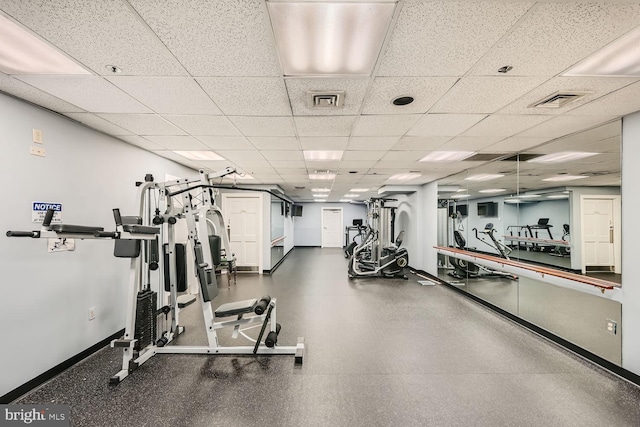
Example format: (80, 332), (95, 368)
(32, 128), (43, 144)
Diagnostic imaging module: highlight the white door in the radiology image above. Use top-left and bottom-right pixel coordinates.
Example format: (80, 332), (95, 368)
(322, 208), (343, 248)
(223, 195), (262, 271)
(582, 198), (614, 270)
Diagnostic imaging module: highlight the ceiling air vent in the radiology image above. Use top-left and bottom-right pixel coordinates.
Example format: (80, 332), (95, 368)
(307, 91), (345, 109)
(529, 91), (591, 108)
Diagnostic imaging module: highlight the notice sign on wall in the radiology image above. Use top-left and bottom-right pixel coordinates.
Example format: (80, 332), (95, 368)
(32, 201), (63, 223)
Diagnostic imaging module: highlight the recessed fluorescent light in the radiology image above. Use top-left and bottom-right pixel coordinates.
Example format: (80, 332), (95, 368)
(0, 14), (90, 75)
(564, 25), (640, 77)
(312, 188), (331, 193)
(465, 174), (505, 182)
(479, 188), (506, 193)
(350, 188), (369, 192)
(519, 194), (540, 198)
(173, 150), (224, 161)
(542, 175), (588, 182)
(309, 173), (336, 180)
(388, 173), (421, 181)
(527, 151), (598, 163)
(313, 194), (328, 198)
(344, 194), (358, 198)
(420, 151), (475, 162)
(504, 198), (520, 204)
(267, 1), (397, 76)
(304, 150), (344, 161)
(547, 194), (570, 199)
(339, 199), (351, 202)
(451, 194), (470, 199)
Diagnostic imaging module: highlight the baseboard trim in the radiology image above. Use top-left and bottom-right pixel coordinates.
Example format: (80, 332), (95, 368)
(263, 247), (294, 274)
(1, 329), (125, 404)
(410, 268), (640, 388)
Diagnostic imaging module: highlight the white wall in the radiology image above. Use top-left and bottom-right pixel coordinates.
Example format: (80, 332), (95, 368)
(294, 202), (367, 246)
(621, 110), (640, 376)
(0, 94), (195, 397)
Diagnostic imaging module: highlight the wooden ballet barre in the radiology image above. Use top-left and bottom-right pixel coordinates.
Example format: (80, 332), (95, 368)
(435, 246), (617, 293)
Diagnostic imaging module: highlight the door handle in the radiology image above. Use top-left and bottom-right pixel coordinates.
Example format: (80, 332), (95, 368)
(610, 227), (614, 243)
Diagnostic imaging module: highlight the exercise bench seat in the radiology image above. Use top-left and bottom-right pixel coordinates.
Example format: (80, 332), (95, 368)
(50, 224), (104, 234)
(122, 224), (160, 234)
(214, 298), (257, 318)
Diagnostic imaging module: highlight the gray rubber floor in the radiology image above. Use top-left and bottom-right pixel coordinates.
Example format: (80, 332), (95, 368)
(16, 248), (640, 426)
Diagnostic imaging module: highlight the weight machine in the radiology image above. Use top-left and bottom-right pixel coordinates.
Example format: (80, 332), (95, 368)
(347, 198), (409, 279)
(6, 167), (304, 385)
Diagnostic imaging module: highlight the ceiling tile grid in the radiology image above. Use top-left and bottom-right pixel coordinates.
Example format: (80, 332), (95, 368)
(15, 75), (151, 113)
(362, 77), (459, 114)
(470, 2), (640, 76)
(352, 114), (421, 137)
(299, 137), (349, 151)
(64, 113), (133, 136)
(248, 137), (300, 150)
(195, 136), (254, 150)
(127, 0), (280, 76)
(377, 1), (534, 76)
(197, 77), (291, 116)
(294, 116), (357, 137)
(407, 114), (487, 137)
(228, 116), (296, 137)
(0, 0), (188, 76)
(0, 73), (84, 113)
(566, 81), (640, 117)
(163, 115), (241, 136)
(391, 136), (451, 151)
(144, 135), (209, 150)
(462, 115), (553, 137)
(347, 136), (399, 151)
(106, 77), (222, 115)
(97, 113), (186, 135)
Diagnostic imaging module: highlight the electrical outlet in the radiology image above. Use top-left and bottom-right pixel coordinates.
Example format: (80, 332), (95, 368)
(88, 307), (96, 321)
(32, 128), (43, 143)
(30, 146), (46, 157)
(606, 319), (617, 335)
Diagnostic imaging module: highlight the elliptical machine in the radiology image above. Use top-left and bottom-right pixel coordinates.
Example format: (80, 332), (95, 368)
(348, 198), (409, 280)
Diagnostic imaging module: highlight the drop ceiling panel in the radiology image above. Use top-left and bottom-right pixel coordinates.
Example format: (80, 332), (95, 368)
(436, 136), (504, 152)
(164, 115), (241, 136)
(197, 77), (291, 116)
(117, 135), (164, 151)
(229, 117), (296, 136)
(407, 114), (486, 137)
(216, 150), (266, 162)
(305, 161), (341, 170)
(230, 159), (271, 168)
(196, 136), (254, 150)
(392, 136), (451, 151)
(273, 164), (307, 173)
(65, 113), (132, 136)
(380, 151), (426, 162)
(261, 150), (304, 161)
(0, 73), (84, 113)
(347, 137), (399, 151)
(152, 150), (202, 169)
(430, 77), (547, 114)
(480, 137), (549, 153)
(338, 160), (378, 169)
(294, 116), (357, 136)
(362, 77), (458, 114)
(377, 1), (533, 76)
(516, 115), (617, 139)
(470, 2), (640, 76)
(286, 78), (369, 116)
(98, 114), (185, 135)
(128, 0), (280, 76)
(342, 151), (387, 161)
(462, 115), (553, 137)
(106, 77), (221, 115)
(248, 137), (300, 150)
(15, 75), (151, 113)
(352, 115), (421, 137)
(498, 77), (638, 116)
(144, 136), (209, 150)
(299, 137), (349, 150)
(0, 0), (187, 76)
(567, 81), (640, 117)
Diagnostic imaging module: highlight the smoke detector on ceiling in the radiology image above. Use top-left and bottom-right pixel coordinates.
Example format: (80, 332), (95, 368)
(529, 91), (591, 108)
(307, 91), (345, 109)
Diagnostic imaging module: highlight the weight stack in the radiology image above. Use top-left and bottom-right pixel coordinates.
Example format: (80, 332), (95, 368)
(134, 290), (157, 351)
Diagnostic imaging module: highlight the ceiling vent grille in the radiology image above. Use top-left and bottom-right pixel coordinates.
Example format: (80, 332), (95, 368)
(307, 91), (345, 109)
(530, 91), (591, 108)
